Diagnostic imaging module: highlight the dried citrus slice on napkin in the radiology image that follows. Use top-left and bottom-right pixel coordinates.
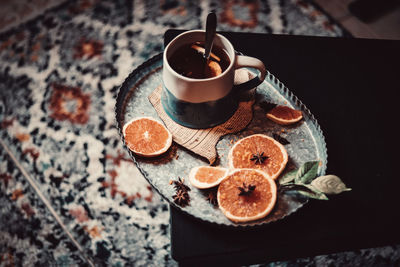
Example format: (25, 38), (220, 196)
(266, 105), (303, 125)
(123, 117), (172, 157)
(217, 168), (277, 223)
(189, 166), (228, 189)
(228, 134), (288, 180)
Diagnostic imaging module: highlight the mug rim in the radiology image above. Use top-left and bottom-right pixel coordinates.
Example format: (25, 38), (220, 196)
(163, 30), (235, 82)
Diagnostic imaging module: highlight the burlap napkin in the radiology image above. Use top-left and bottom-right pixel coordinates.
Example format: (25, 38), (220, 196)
(148, 69), (255, 164)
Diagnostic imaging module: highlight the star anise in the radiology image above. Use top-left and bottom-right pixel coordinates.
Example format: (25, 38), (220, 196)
(238, 182), (256, 196)
(273, 133), (290, 145)
(259, 101), (277, 113)
(173, 190), (190, 207)
(173, 177), (191, 192)
(171, 177), (191, 207)
(250, 152), (268, 164)
(206, 191), (218, 207)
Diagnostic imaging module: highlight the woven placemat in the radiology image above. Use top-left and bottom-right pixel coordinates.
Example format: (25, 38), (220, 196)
(148, 69), (255, 164)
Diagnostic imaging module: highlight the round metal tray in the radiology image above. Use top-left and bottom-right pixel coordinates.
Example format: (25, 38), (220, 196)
(115, 53), (327, 228)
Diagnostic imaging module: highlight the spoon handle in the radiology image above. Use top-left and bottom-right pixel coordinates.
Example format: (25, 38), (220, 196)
(204, 12), (217, 60)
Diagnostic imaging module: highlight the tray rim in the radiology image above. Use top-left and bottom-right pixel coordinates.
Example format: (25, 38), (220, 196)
(115, 52), (328, 229)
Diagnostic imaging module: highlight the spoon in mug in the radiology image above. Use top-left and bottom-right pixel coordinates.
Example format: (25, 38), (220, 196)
(203, 12), (222, 77)
(204, 12), (217, 61)
(191, 12), (222, 78)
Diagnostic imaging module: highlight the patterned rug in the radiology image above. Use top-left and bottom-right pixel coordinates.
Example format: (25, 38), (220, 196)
(1, 0), (399, 266)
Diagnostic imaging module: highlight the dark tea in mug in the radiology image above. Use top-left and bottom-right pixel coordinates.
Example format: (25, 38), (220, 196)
(168, 42), (231, 79)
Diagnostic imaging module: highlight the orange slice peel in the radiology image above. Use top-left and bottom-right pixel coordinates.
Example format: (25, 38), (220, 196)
(217, 168), (277, 223)
(189, 166), (228, 189)
(266, 105), (303, 125)
(228, 134), (288, 180)
(123, 117), (172, 157)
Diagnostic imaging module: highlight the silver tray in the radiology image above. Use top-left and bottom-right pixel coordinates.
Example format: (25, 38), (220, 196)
(115, 53), (327, 228)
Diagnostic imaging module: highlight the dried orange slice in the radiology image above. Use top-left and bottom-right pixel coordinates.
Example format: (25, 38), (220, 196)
(228, 134), (288, 180)
(189, 166), (228, 189)
(266, 105), (303, 125)
(217, 168), (277, 223)
(204, 60), (222, 78)
(123, 117), (172, 157)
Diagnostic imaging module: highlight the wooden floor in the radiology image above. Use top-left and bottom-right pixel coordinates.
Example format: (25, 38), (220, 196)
(315, 0), (400, 40)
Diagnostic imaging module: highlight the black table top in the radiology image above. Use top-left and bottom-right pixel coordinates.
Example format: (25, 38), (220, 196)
(165, 30), (400, 266)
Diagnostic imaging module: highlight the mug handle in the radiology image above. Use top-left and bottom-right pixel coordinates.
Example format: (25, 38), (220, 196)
(232, 55), (266, 93)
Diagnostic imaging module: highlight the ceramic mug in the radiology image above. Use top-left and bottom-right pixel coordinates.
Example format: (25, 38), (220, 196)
(162, 30), (266, 129)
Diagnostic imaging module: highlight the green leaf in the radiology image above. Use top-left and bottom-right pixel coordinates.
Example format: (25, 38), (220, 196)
(311, 175), (352, 195)
(297, 184), (329, 200)
(279, 183), (328, 200)
(295, 161), (320, 184)
(279, 169), (298, 185)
